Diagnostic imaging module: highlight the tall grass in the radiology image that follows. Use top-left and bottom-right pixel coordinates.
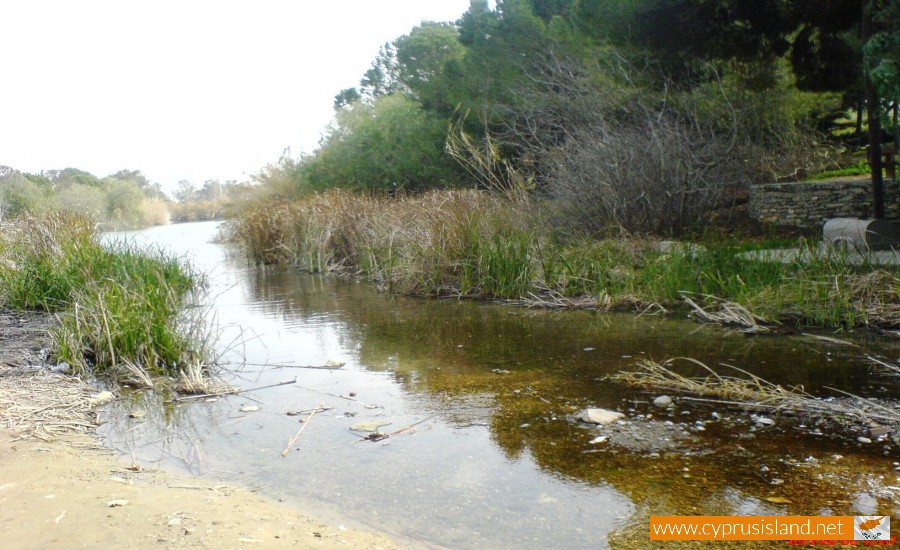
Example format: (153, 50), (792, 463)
(0, 213), (211, 382)
(230, 190), (900, 329)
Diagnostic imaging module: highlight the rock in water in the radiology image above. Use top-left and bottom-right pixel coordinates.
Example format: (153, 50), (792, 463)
(351, 420), (391, 433)
(653, 395), (673, 408)
(755, 417), (775, 427)
(576, 408), (625, 425)
(87, 391), (115, 408)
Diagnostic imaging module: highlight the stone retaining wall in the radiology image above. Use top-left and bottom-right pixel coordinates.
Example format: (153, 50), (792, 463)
(749, 179), (900, 229)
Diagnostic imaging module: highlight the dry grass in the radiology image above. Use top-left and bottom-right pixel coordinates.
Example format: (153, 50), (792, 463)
(231, 189), (532, 297)
(847, 270), (900, 328)
(682, 293), (769, 331)
(0, 367), (101, 443)
(611, 358), (900, 425)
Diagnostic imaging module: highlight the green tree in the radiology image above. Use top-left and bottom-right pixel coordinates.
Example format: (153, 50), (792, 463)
(394, 22), (466, 113)
(636, 0), (893, 216)
(300, 94), (466, 192)
(334, 87), (362, 110)
(103, 178), (144, 226)
(0, 172), (57, 217)
(865, 0), (900, 102)
(360, 43), (402, 100)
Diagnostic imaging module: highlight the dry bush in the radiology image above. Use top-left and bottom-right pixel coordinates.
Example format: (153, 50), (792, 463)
(499, 52), (750, 236)
(140, 197), (170, 226)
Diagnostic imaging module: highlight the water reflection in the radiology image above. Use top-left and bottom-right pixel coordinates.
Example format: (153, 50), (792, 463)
(100, 222), (898, 549)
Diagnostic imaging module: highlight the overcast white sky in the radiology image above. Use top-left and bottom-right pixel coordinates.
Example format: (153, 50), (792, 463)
(0, 0), (472, 193)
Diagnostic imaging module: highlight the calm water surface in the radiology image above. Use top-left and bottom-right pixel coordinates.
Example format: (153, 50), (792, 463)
(102, 222), (899, 549)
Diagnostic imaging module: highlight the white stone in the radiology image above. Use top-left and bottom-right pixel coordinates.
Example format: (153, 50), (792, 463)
(576, 408), (625, 425)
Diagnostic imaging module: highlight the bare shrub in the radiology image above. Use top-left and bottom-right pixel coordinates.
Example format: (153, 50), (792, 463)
(501, 52), (751, 235)
(546, 110), (746, 235)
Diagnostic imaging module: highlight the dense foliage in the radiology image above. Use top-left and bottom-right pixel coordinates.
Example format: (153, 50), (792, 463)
(0, 166), (169, 229)
(261, 0), (898, 235)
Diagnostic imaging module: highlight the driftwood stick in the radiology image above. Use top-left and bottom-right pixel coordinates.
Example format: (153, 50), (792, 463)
(281, 401), (326, 458)
(176, 377), (298, 402)
(360, 415), (436, 443)
(239, 362), (346, 371)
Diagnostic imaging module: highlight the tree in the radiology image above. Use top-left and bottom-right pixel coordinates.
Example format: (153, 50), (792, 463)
(334, 87), (361, 110)
(300, 94), (466, 192)
(865, 0), (900, 102)
(394, 22), (466, 113)
(359, 43), (403, 100)
(174, 180), (196, 203)
(636, 0), (893, 217)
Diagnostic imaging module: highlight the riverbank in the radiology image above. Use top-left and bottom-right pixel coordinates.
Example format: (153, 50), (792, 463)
(231, 189), (900, 331)
(0, 360), (406, 549)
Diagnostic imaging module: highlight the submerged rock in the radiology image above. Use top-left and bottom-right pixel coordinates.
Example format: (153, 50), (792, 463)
(576, 408), (625, 425)
(87, 391), (115, 408)
(653, 395), (673, 408)
(755, 417), (775, 427)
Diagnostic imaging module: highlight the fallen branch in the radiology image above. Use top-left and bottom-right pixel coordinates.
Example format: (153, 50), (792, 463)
(281, 401), (325, 457)
(175, 377), (298, 402)
(239, 361), (346, 371)
(681, 293), (768, 331)
(800, 333), (858, 347)
(869, 355), (900, 377)
(359, 416), (435, 442)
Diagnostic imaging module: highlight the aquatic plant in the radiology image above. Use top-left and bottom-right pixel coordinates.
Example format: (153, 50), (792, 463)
(0, 213), (212, 383)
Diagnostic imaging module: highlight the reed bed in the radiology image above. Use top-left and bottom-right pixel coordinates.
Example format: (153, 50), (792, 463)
(0, 213), (213, 385)
(611, 358), (900, 425)
(230, 190), (900, 329)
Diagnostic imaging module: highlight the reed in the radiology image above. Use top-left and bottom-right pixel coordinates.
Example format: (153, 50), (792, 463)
(0, 213), (212, 383)
(229, 190), (900, 329)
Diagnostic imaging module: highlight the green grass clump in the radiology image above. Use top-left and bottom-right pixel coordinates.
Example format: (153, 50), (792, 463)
(0, 212), (210, 381)
(803, 162), (873, 181)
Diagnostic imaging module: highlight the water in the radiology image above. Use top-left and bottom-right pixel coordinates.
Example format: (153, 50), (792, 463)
(101, 222), (899, 549)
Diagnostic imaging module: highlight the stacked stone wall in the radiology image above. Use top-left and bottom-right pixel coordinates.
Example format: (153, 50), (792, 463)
(749, 179), (900, 229)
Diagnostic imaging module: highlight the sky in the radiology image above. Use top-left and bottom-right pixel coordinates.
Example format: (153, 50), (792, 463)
(0, 0), (472, 193)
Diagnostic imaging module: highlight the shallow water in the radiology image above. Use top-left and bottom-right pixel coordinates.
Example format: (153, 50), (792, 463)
(101, 222), (899, 549)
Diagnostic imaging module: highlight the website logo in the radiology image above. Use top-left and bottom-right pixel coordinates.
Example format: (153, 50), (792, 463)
(855, 516), (890, 541)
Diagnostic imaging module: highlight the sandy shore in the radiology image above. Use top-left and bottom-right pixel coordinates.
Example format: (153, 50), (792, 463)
(0, 436), (407, 550)
(0, 358), (407, 550)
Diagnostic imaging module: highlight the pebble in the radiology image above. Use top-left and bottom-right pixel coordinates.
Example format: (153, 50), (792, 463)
(589, 435), (608, 445)
(755, 417), (775, 427)
(857, 437), (873, 444)
(87, 391), (115, 408)
(576, 408), (625, 425)
(106, 499), (129, 507)
(653, 395), (673, 408)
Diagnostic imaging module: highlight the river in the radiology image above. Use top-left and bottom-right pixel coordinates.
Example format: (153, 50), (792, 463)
(100, 221), (898, 549)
